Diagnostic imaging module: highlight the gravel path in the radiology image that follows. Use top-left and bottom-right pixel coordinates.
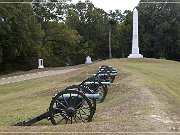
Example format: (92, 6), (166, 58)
(0, 68), (82, 85)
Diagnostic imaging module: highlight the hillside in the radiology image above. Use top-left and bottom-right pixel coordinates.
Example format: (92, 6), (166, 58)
(0, 58), (179, 133)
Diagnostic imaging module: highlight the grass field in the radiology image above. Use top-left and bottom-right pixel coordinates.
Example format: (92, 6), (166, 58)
(0, 58), (179, 133)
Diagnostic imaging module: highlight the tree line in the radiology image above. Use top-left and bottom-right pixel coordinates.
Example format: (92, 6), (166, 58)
(0, 0), (179, 73)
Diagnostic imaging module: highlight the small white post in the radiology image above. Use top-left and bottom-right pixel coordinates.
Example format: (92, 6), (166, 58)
(85, 56), (92, 64)
(38, 59), (44, 69)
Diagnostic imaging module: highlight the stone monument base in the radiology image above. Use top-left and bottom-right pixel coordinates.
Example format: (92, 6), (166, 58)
(128, 54), (143, 58)
(38, 65), (44, 69)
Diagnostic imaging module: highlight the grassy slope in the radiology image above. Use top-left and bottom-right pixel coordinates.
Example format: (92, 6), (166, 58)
(0, 58), (179, 132)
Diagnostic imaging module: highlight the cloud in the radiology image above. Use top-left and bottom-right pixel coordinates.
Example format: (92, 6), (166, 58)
(71, 0), (140, 12)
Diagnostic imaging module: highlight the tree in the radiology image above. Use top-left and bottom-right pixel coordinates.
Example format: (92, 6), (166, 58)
(108, 10), (124, 58)
(137, 0), (180, 61)
(41, 22), (80, 66)
(115, 10), (133, 58)
(66, 1), (110, 60)
(0, 3), (44, 71)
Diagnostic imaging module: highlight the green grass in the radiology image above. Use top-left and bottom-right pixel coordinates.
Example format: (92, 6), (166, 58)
(118, 58), (180, 104)
(0, 58), (179, 132)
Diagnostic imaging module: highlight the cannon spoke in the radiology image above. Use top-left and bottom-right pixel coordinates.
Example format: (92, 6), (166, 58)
(97, 85), (107, 103)
(54, 108), (66, 112)
(98, 87), (104, 100)
(79, 111), (88, 117)
(79, 105), (90, 113)
(78, 108), (89, 117)
(75, 99), (85, 109)
(56, 116), (66, 124)
(70, 116), (73, 124)
(73, 116), (77, 123)
(56, 100), (68, 109)
(80, 106), (90, 110)
(65, 116), (69, 124)
(53, 116), (63, 124)
(76, 110), (86, 123)
(73, 95), (79, 107)
(75, 105), (90, 122)
(62, 95), (70, 108)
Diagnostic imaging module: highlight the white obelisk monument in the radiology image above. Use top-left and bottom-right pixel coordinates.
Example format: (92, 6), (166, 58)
(128, 8), (143, 58)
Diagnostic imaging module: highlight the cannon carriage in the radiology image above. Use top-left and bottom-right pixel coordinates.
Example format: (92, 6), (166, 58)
(80, 65), (117, 102)
(14, 65), (117, 126)
(95, 65), (117, 83)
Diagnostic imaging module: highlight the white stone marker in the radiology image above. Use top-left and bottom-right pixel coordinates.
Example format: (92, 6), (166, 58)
(85, 56), (92, 64)
(128, 8), (143, 58)
(38, 59), (44, 68)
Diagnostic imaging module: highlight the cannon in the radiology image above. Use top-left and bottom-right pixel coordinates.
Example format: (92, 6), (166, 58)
(80, 65), (117, 103)
(15, 86), (99, 126)
(95, 65), (117, 83)
(14, 65), (117, 126)
(80, 76), (108, 103)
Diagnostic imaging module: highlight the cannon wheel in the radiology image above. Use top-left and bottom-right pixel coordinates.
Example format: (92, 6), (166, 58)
(97, 84), (108, 103)
(81, 78), (108, 103)
(64, 85), (96, 115)
(109, 75), (115, 83)
(49, 90), (93, 125)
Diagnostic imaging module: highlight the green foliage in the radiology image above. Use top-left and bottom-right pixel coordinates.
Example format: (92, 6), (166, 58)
(109, 10), (133, 58)
(66, 2), (110, 59)
(41, 22), (80, 66)
(0, 3), (44, 72)
(32, 0), (66, 25)
(0, 46), (2, 63)
(137, 0), (180, 61)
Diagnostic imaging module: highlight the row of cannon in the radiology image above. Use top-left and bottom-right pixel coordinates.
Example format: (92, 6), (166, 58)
(15, 65), (117, 126)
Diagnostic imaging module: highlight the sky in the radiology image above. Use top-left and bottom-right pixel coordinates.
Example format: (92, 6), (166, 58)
(71, 0), (140, 12)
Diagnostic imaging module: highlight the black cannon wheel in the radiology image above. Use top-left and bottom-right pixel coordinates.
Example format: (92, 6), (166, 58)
(95, 72), (110, 82)
(97, 84), (108, 103)
(109, 75), (115, 83)
(65, 85), (96, 115)
(81, 78), (108, 103)
(49, 90), (93, 125)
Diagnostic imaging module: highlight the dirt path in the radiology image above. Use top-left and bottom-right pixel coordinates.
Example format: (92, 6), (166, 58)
(0, 67), (82, 85)
(93, 69), (180, 132)
(139, 87), (180, 132)
(124, 85), (180, 132)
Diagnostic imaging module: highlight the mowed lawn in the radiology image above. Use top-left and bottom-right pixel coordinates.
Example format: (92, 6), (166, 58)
(0, 58), (179, 133)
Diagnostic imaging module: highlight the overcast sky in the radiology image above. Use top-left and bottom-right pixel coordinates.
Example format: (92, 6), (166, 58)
(71, 0), (140, 12)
